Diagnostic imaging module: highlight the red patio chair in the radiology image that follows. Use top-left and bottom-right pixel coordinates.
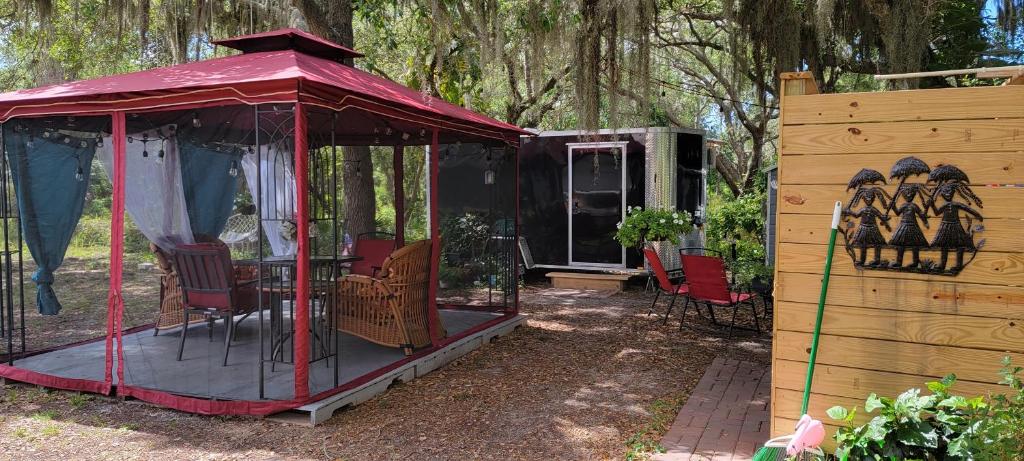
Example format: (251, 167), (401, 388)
(678, 254), (760, 336)
(348, 232), (396, 277)
(172, 242), (260, 366)
(643, 247), (692, 326)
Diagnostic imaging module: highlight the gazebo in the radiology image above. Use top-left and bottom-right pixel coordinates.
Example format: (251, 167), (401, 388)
(0, 29), (525, 417)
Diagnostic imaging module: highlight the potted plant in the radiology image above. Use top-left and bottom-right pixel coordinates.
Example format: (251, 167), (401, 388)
(614, 206), (694, 261)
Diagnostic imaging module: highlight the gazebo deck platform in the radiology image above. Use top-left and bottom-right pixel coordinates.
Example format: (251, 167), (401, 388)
(10, 309), (523, 423)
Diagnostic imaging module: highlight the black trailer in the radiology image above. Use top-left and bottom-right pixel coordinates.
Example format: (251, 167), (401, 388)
(518, 127), (707, 272)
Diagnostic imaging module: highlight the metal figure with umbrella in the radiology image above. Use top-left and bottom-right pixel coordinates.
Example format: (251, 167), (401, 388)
(886, 157), (931, 268)
(926, 166), (983, 272)
(843, 168), (891, 267)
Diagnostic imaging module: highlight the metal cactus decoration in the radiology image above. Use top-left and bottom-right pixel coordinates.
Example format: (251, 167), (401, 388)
(840, 157), (984, 275)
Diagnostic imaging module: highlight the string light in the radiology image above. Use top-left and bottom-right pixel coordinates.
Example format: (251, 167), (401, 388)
(75, 166), (84, 182)
(228, 160), (239, 177)
(192, 112), (202, 128)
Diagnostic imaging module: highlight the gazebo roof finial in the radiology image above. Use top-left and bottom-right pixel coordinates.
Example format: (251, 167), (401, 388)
(213, 28), (364, 62)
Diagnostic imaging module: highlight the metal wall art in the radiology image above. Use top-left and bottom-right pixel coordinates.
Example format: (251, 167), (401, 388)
(841, 156), (984, 276)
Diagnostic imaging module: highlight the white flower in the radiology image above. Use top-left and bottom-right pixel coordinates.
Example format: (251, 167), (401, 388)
(659, 219), (666, 224)
(672, 212), (679, 218)
(616, 222), (622, 229)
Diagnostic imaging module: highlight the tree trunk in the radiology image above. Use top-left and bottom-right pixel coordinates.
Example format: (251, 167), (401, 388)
(294, 0), (377, 237)
(343, 146), (377, 237)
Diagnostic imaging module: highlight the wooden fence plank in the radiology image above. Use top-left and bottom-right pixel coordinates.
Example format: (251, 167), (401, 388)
(778, 214), (1022, 254)
(782, 86), (1024, 125)
(774, 388), (865, 425)
(778, 152), (1024, 185)
(782, 119), (1024, 155)
(774, 272), (1024, 319)
(772, 359), (1006, 401)
(774, 331), (1024, 384)
(775, 242), (1024, 286)
(777, 184), (1021, 218)
(776, 301), (1024, 352)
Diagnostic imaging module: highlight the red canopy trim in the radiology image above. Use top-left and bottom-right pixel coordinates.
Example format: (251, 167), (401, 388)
(0, 84), (299, 122)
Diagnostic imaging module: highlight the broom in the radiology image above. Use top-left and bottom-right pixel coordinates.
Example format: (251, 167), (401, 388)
(752, 201), (843, 461)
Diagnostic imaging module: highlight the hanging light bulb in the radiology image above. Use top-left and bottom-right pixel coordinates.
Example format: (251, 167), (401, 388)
(63, 137), (72, 144)
(96, 136), (104, 148)
(42, 131), (51, 138)
(192, 112), (202, 128)
(401, 132), (411, 141)
(419, 128), (427, 138)
(484, 169), (496, 185)
(75, 166), (84, 182)
(155, 149), (165, 164)
(142, 149), (149, 158)
(79, 140), (87, 148)
(384, 127), (393, 136)
(228, 160), (239, 177)
(127, 136), (134, 144)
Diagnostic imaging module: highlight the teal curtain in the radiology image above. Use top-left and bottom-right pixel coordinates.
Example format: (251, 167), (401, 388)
(178, 141), (239, 239)
(3, 125), (95, 315)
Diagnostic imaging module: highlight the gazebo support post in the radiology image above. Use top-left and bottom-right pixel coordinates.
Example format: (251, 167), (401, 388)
(293, 102), (311, 400)
(393, 145), (405, 247)
(513, 145), (520, 315)
(107, 111), (127, 394)
(426, 128), (442, 346)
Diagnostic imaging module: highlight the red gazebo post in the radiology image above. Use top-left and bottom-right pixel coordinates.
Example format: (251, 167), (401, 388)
(106, 111), (127, 394)
(293, 102), (311, 400)
(393, 145), (405, 247)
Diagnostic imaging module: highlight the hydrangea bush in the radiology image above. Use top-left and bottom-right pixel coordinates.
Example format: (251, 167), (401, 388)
(614, 206), (693, 250)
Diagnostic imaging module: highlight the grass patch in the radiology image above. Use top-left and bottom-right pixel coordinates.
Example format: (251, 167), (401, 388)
(40, 424), (60, 437)
(12, 427), (28, 438)
(624, 396), (686, 461)
(31, 410), (58, 422)
(68, 394), (92, 408)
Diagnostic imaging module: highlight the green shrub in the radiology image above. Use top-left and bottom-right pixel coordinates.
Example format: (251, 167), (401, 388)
(828, 358), (1024, 461)
(703, 190), (770, 284)
(72, 216), (151, 255)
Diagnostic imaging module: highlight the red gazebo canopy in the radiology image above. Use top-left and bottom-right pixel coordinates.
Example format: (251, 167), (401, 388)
(0, 28), (527, 144)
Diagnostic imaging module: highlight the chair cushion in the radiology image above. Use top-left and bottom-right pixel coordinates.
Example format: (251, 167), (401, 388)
(706, 292), (753, 306)
(350, 238), (395, 277)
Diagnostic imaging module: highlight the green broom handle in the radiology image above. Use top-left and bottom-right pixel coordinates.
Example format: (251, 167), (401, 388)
(801, 201), (843, 415)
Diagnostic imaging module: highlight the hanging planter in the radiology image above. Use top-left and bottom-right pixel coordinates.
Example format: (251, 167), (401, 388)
(614, 206), (693, 251)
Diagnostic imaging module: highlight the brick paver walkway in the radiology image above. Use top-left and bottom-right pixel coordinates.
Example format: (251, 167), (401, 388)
(654, 357), (771, 461)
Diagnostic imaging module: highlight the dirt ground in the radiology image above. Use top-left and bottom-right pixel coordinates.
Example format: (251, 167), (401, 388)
(0, 278), (771, 460)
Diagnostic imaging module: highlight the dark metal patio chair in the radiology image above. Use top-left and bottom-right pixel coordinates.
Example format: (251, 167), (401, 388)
(678, 253), (761, 336)
(172, 243), (260, 366)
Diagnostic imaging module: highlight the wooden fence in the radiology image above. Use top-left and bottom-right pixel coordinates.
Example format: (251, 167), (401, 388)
(771, 72), (1024, 445)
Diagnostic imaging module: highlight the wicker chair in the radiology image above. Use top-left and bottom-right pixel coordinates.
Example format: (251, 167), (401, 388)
(335, 239), (433, 355)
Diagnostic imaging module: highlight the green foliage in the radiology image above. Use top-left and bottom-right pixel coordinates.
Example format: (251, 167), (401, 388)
(614, 206), (693, 250)
(828, 359), (1024, 461)
(704, 189), (770, 283)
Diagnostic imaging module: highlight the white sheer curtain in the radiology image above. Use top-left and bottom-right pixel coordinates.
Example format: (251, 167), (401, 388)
(98, 127), (195, 250)
(241, 143), (297, 256)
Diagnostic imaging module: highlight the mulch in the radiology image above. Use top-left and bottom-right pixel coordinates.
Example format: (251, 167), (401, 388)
(0, 283), (771, 460)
